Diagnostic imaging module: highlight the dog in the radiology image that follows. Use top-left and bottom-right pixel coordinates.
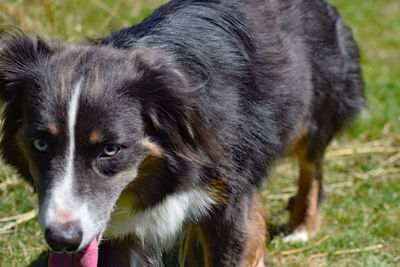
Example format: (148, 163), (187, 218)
(0, 0), (365, 266)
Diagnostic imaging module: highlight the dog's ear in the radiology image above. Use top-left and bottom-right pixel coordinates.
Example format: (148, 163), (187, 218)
(0, 33), (53, 184)
(0, 33), (52, 101)
(129, 50), (223, 166)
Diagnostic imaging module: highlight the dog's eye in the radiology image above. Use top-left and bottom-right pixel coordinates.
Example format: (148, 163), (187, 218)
(32, 139), (48, 152)
(101, 145), (120, 157)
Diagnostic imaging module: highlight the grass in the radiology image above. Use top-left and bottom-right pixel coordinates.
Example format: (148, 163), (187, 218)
(0, 0), (399, 266)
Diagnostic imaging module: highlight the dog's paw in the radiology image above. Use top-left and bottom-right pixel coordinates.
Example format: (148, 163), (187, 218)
(282, 230), (309, 243)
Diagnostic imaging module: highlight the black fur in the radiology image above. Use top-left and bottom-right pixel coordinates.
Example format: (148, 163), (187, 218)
(0, 0), (365, 266)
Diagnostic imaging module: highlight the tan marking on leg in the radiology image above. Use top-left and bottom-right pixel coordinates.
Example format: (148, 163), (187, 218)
(47, 122), (59, 135)
(89, 129), (102, 144)
(239, 191), (266, 267)
(142, 137), (163, 158)
(288, 160), (321, 235)
(286, 127), (323, 240)
(286, 123), (309, 157)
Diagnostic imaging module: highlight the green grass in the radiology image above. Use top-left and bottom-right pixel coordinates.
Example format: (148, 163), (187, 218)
(0, 0), (399, 266)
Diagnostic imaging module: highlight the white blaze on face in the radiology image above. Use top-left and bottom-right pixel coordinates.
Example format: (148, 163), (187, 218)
(38, 79), (97, 250)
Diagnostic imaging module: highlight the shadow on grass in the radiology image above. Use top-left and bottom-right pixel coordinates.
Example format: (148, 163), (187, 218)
(28, 251), (48, 267)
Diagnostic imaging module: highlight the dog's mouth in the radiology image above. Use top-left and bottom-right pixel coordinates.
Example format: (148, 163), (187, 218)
(48, 237), (98, 267)
(47, 205), (116, 267)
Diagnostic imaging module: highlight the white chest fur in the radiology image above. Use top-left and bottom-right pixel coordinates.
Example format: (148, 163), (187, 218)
(104, 188), (215, 248)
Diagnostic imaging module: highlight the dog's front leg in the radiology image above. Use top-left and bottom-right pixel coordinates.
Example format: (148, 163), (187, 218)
(196, 189), (266, 267)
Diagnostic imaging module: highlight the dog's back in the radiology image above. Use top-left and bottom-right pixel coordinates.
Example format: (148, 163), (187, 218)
(99, 0), (365, 161)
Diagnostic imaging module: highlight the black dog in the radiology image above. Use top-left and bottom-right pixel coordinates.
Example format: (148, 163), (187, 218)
(0, 0), (365, 266)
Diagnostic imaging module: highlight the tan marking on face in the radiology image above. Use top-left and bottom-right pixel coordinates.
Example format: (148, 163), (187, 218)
(47, 123), (59, 135)
(239, 191), (266, 267)
(89, 129), (102, 144)
(142, 137), (163, 158)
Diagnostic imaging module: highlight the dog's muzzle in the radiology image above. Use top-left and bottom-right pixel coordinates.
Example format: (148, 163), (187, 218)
(44, 221), (83, 252)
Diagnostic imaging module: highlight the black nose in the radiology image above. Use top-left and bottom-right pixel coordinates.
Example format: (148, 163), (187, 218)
(45, 222), (83, 252)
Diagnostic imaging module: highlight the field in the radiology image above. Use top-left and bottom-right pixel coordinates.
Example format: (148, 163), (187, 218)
(0, 0), (399, 266)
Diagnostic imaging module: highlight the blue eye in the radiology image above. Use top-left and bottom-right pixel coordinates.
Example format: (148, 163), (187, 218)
(32, 139), (48, 152)
(101, 145), (120, 157)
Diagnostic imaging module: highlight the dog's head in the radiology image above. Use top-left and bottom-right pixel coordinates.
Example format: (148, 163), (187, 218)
(0, 34), (219, 253)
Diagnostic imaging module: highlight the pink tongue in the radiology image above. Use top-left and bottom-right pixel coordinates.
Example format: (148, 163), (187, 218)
(48, 238), (98, 267)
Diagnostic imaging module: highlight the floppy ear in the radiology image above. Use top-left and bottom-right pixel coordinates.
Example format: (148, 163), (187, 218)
(0, 33), (52, 101)
(0, 33), (53, 183)
(130, 50), (223, 166)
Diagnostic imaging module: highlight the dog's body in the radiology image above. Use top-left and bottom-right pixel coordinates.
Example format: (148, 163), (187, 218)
(0, 0), (365, 266)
